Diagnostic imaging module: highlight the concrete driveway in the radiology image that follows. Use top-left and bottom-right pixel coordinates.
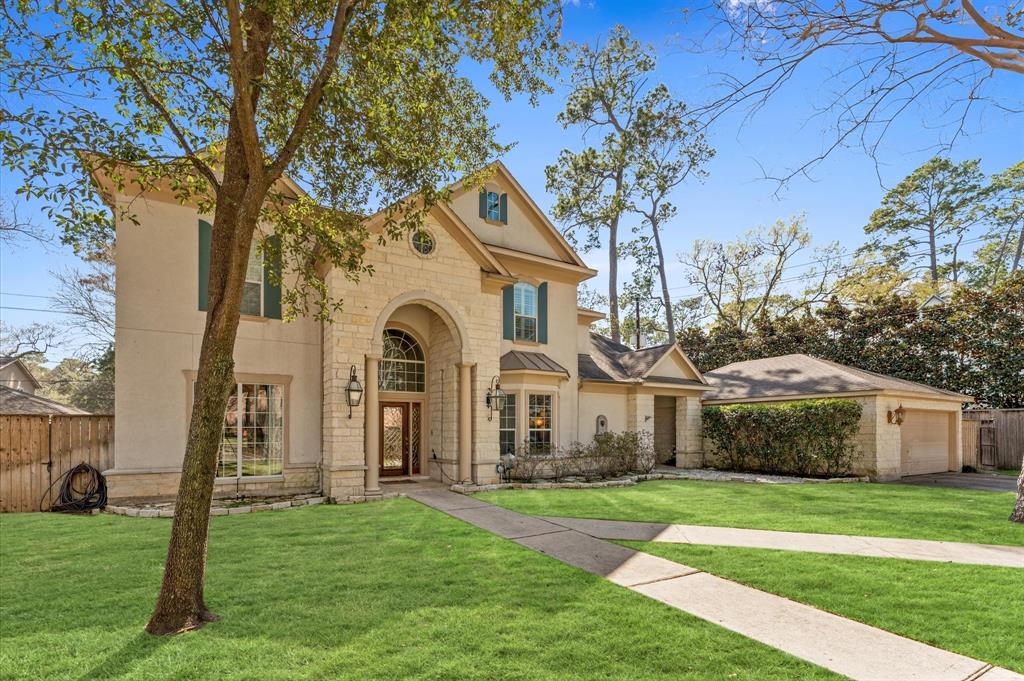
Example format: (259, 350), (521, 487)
(898, 472), (1018, 492)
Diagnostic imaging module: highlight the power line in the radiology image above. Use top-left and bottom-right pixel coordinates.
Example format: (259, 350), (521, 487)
(0, 305), (73, 315)
(0, 292), (55, 300)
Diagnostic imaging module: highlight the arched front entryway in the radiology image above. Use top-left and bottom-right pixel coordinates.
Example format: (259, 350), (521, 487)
(364, 293), (473, 495)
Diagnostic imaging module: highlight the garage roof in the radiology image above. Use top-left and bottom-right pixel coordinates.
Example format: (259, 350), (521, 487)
(704, 354), (971, 402)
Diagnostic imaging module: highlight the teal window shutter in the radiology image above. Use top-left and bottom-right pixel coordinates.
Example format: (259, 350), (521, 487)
(502, 285), (514, 340)
(198, 220), (212, 311)
(538, 282), (548, 344)
(479, 190), (487, 219)
(499, 193), (508, 224)
(263, 234), (282, 319)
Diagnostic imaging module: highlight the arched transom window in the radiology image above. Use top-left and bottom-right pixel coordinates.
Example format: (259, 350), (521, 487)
(379, 329), (425, 392)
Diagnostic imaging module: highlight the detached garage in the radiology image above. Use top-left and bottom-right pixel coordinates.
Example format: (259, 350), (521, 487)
(703, 354), (973, 481)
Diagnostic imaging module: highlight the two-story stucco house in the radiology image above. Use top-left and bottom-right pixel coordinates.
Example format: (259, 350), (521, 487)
(99, 161), (711, 502)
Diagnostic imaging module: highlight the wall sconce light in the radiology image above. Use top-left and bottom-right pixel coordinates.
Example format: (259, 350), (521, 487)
(485, 376), (506, 421)
(887, 404), (906, 426)
(346, 365), (363, 418)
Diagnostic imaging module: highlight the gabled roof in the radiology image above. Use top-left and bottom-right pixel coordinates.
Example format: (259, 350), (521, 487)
(448, 160), (588, 269)
(0, 357), (42, 389)
(500, 350), (569, 376)
(704, 354), (972, 402)
(578, 333), (707, 388)
(0, 386), (90, 415)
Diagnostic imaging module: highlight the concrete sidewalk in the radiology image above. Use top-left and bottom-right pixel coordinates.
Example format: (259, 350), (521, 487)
(409, 489), (1023, 681)
(540, 516), (1024, 568)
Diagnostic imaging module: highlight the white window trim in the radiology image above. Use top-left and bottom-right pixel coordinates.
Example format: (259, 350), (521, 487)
(499, 392), (518, 455)
(525, 391), (556, 450)
(243, 242), (264, 317)
(486, 190), (501, 222)
(513, 282), (538, 343)
(184, 371), (291, 480)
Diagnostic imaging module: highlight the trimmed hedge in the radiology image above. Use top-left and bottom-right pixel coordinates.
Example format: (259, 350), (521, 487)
(702, 399), (862, 477)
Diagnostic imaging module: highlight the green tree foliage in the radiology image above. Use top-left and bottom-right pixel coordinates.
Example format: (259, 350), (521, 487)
(40, 348), (114, 413)
(679, 273), (1024, 408)
(628, 90), (713, 343)
(2, 0), (561, 634)
(965, 161), (1024, 287)
(546, 25), (656, 343)
(862, 157), (987, 288)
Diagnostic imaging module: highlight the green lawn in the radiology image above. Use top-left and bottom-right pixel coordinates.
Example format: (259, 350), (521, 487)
(0, 500), (836, 680)
(995, 468), (1021, 477)
(477, 480), (1024, 545)
(620, 542), (1024, 673)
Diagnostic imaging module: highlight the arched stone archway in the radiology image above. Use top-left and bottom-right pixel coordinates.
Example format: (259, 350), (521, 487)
(364, 292), (475, 494)
(369, 290), (468, 363)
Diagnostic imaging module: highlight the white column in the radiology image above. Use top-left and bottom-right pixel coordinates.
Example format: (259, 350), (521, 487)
(364, 355), (381, 496)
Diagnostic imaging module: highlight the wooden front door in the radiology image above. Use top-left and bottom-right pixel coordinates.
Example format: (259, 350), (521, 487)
(380, 403), (409, 476)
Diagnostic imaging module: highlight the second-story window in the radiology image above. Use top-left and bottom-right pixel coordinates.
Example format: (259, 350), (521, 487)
(241, 243), (263, 316)
(486, 191), (501, 221)
(514, 282), (537, 342)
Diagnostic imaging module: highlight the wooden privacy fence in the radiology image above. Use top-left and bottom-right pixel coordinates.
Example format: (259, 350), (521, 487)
(962, 409), (1024, 471)
(0, 415), (114, 513)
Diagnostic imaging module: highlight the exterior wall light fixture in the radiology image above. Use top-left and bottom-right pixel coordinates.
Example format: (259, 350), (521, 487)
(485, 376), (506, 421)
(346, 365), (363, 418)
(887, 404), (906, 426)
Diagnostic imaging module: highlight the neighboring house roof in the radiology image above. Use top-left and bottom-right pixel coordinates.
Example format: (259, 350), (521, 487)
(0, 386), (90, 415)
(500, 350), (569, 376)
(578, 333), (707, 388)
(0, 357), (43, 390)
(703, 354), (971, 402)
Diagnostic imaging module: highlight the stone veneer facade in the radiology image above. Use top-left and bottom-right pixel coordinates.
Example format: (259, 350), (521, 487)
(100, 161), (713, 503)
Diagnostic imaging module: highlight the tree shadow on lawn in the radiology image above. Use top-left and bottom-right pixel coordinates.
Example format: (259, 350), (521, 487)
(1, 501), (835, 680)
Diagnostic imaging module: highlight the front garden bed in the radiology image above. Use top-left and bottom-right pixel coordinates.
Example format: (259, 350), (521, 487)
(106, 492), (326, 518)
(454, 468), (866, 494)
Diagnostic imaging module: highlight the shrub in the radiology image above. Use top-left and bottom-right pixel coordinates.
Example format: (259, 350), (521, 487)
(702, 399), (862, 477)
(506, 431), (657, 482)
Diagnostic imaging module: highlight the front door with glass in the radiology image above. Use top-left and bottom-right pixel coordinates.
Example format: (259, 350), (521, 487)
(379, 402), (422, 476)
(380, 403), (408, 476)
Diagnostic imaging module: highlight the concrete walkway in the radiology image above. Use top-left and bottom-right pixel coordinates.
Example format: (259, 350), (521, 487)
(408, 489), (1023, 681)
(898, 472), (1018, 493)
(540, 516), (1024, 568)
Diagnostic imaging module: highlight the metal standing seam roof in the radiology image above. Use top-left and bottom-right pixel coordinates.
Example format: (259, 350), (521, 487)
(500, 350), (570, 376)
(703, 353), (972, 402)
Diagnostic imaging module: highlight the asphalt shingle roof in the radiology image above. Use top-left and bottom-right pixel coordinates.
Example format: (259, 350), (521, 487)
(704, 354), (969, 402)
(578, 332), (692, 385)
(0, 386), (91, 415)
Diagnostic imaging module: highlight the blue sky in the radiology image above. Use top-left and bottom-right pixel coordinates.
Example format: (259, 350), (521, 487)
(2, 0), (1021, 362)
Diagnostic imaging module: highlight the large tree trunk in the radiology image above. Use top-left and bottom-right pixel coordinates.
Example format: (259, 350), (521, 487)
(608, 217), (620, 344)
(927, 220), (939, 284)
(1011, 459), (1024, 524)
(651, 220), (675, 344)
(146, 133), (264, 635)
(1011, 223), (1024, 274)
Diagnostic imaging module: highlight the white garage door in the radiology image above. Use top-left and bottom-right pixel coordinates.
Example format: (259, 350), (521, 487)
(901, 411), (951, 475)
